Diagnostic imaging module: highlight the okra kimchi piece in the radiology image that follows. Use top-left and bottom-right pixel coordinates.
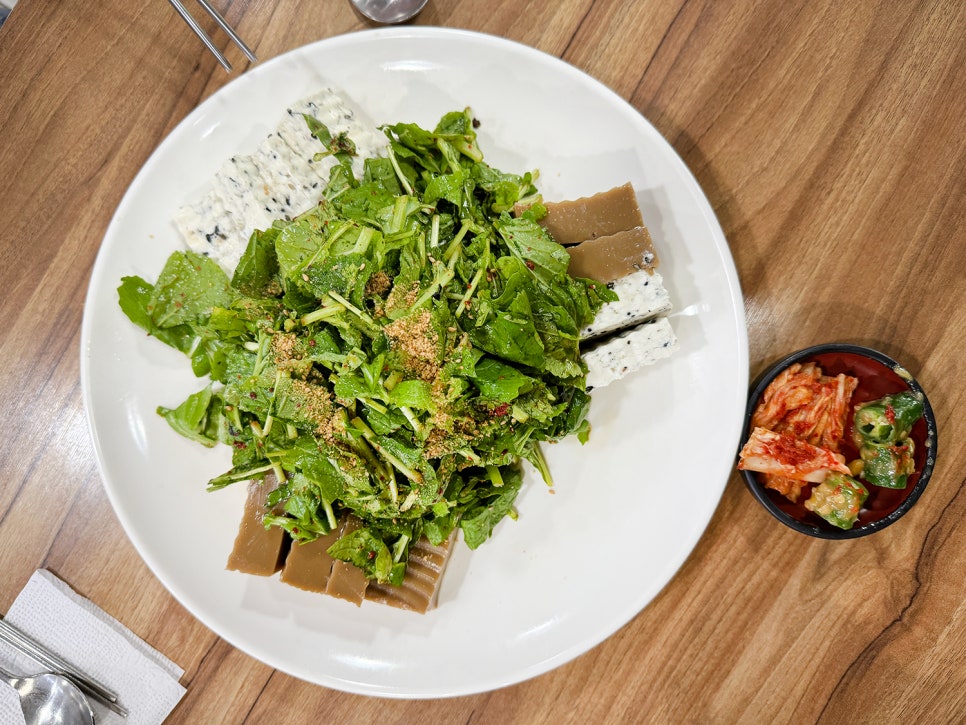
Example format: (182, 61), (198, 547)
(804, 472), (869, 529)
(853, 391), (924, 446)
(859, 441), (916, 489)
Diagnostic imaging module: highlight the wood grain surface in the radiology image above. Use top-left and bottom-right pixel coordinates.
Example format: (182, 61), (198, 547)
(1, 0), (964, 722)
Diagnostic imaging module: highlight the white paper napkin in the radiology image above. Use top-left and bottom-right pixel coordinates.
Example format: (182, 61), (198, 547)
(0, 570), (186, 724)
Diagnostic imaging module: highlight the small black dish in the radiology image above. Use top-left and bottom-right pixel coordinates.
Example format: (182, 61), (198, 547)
(738, 343), (938, 539)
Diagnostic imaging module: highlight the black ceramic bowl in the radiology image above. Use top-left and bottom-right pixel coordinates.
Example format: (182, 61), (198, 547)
(738, 343), (938, 539)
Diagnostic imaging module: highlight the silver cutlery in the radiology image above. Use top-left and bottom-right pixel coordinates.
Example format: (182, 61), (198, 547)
(0, 618), (127, 717)
(0, 663), (94, 725)
(168, 0), (257, 72)
(350, 0), (428, 24)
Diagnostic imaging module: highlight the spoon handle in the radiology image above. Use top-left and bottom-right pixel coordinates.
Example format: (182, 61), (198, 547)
(0, 618), (128, 717)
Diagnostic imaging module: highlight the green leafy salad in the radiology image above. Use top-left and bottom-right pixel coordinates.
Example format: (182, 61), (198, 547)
(117, 109), (616, 586)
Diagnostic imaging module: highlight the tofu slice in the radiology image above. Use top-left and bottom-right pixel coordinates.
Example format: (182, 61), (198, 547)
(519, 182), (644, 245)
(282, 89), (388, 181)
(226, 475), (290, 576)
(250, 131), (327, 219)
(583, 317), (678, 390)
(580, 269), (672, 340)
(364, 535), (454, 613)
(567, 225), (658, 282)
(325, 516), (370, 606)
(173, 189), (244, 262)
(279, 523), (343, 593)
(173, 88), (387, 273)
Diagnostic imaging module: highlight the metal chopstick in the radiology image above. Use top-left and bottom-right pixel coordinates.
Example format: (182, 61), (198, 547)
(168, 0), (257, 72)
(0, 617), (128, 717)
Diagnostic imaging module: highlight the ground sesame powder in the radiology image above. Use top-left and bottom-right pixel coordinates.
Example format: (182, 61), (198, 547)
(384, 309), (440, 381)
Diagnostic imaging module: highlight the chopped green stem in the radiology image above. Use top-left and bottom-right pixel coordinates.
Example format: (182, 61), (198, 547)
(417, 230), (426, 269)
(300, 303), (345, 326)
(392, 533), (410, 563)
(352, 226), (375, 254)
(411, 266), (455, 310)
(458, 448), (483, 465)
(350, 417), (424, 484)
(327, 291), (379, 331)
(430, 213), (440, 248)
(444, 223), (471, 267)
(252, 329), (271, 376)
(271, 460), (286, 483)
(387, 145), (414, 195)
(206, 463), (274, 491)
(399, 405), (423, 435)
(363, 397), (388, 414)
(228, 405), (243, 432)
(387, 466), (399, 505)
(455, 258), (487, 318)
(321, 497), (337, 531)
(389, 195), (410, 234)
(399, 489), (418, 512)
(383, 229), (416, 244)
(485, 464), (505, 488)
(530, 443), (553, 486)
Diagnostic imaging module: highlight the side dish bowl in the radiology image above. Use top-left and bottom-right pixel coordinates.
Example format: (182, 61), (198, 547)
(739, 343), (938, 539)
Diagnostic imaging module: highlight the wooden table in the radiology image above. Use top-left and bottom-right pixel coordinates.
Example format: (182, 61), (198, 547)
(1, 1), (964, 721)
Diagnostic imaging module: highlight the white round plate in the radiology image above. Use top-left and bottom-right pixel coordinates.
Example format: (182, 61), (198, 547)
(81, 28), (747, 698)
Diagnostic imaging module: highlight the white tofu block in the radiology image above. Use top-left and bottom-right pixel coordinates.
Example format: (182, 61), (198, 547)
(251, 131), (325, 217)
(173, 88), (388, 273)
(583, 317), (678, 390)
(173, 187), (244, 261)
(213, 154), (281, 233)
(580, 269), (672, 340)
(283, 89), (388, 180)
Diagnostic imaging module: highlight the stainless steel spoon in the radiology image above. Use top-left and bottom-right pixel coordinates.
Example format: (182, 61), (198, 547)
(350, 0), (428, 24)
(0, 665), (94, 725)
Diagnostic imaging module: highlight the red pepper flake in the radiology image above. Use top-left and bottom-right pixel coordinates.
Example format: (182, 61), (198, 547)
(763, 433), (814, 466)
(525, 260), (535, 270)
(248, 391), (257, 399)
(885, 405), (896, 424)
(492, 403), (510, 417)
